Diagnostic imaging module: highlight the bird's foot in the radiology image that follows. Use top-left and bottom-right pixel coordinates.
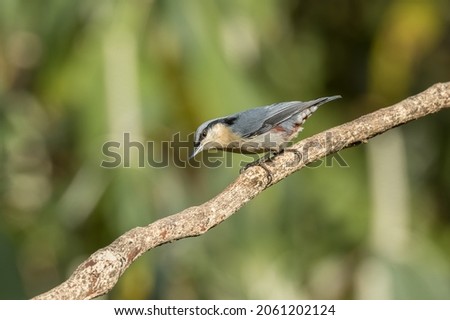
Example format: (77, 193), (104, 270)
(281, 148), (302, 165)
(240, 153), (274, 185)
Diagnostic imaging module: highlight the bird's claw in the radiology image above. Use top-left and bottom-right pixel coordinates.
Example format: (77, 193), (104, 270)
(282, 148), (302, 165)
(239, 148), (302, 185)
(240, 156), (274, 185)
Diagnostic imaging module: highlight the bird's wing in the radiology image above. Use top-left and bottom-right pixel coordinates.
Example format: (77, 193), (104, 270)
(231, 103), (298, 138)
(239, 96), (340, 138)
(254, 101), (306, 135)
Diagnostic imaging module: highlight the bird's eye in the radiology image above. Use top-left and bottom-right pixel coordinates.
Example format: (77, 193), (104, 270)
(200, 129), (207, 139)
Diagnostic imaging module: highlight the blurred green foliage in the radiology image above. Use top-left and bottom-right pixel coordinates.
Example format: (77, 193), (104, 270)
(1, 0), (449, 299)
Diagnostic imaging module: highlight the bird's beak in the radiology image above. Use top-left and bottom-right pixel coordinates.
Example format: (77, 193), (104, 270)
(189, 144), (203, 159)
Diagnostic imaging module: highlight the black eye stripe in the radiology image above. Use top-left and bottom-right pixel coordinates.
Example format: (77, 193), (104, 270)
(203, 116), (236, 133)
(223, 116), (237, 126)
(196, 115), (236, 144)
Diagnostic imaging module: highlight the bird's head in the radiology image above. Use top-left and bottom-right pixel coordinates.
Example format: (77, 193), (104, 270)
(190, 116), (239, 159)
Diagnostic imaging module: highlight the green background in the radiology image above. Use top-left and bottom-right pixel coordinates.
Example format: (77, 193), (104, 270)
(1, 0), (449, 299)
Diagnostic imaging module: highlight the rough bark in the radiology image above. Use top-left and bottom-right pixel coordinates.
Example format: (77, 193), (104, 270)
(33, 82), (450, 300)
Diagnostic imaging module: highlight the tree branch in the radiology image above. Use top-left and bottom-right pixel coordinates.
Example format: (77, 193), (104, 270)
(33, 82), (450, 300)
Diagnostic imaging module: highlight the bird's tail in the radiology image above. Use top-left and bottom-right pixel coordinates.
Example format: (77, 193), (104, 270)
(310, 95), (342, 107)
(294, 95), (341, 117)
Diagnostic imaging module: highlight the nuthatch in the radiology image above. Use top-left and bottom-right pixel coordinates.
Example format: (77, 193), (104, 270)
(191, 95), (341, 177)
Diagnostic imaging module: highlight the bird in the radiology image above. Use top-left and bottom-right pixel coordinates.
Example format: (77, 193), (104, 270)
(191, 95), (341, 181)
